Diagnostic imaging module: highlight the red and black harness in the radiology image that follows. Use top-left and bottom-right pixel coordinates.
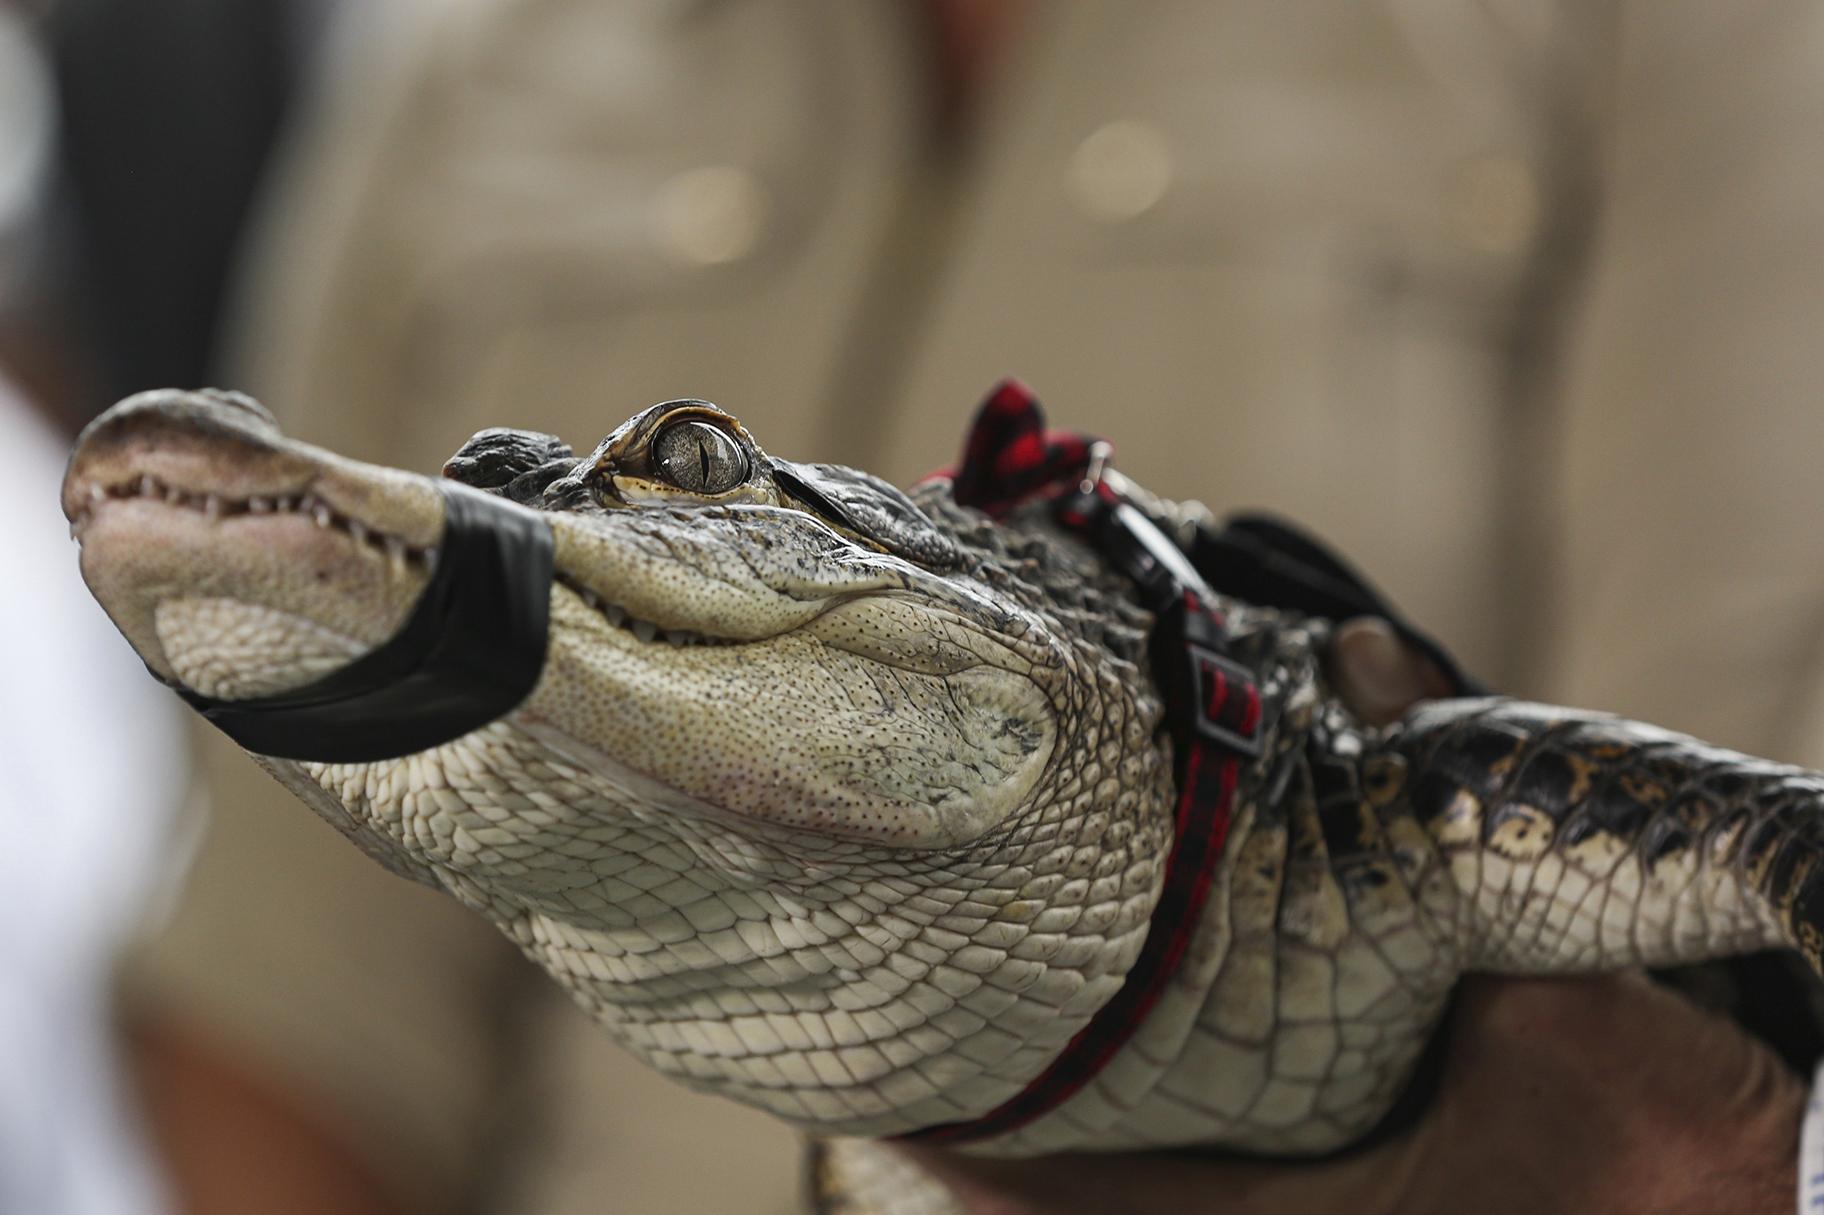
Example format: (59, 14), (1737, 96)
(899, 379), (1476, 1146)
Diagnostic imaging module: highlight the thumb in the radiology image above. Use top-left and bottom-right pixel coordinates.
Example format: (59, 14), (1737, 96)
(1328, 616), (1455, 726)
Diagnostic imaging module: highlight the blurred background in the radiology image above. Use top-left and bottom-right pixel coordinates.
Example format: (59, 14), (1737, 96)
(8, 1), (1824, 1212)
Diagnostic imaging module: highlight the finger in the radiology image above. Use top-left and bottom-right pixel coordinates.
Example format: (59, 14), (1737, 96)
(1328, 617), (1453, 725)
(892, 1132), (1419, 1215)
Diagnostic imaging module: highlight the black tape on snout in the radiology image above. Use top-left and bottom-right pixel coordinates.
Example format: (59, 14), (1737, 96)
(170, 481), (555, 763)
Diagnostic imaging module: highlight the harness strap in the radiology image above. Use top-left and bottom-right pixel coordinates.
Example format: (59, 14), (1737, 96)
(900, 381), (1265, 1146)
(1189, 515), (1482, 697)
(903, 380), (1483, 1146)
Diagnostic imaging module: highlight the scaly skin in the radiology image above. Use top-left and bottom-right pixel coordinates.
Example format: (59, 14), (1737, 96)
(63, 390), (1817, 1188)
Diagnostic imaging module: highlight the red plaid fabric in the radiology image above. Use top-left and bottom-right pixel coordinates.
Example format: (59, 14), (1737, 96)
(941, 379), (1100, 516)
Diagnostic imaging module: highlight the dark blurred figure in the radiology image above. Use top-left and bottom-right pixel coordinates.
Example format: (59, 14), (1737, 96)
(45, 0), (335, 416)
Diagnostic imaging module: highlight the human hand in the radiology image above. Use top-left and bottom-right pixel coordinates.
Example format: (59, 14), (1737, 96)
(894, 972), (1804, 1215)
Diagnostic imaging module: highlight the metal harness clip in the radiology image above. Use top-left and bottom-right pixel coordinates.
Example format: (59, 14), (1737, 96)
(1056, 444), (1266, 760)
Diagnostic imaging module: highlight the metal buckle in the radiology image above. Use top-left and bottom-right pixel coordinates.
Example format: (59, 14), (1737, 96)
(1067, 442), (1264, 761)
(1186, 642), (1264, 758)
(1082, 453), (1217, 607)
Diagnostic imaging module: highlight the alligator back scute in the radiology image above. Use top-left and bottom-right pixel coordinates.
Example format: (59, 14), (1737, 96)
(1388, 699), (1815, 975)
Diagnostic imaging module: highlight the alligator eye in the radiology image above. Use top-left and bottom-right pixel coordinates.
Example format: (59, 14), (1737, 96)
(652, 420), (749, 495)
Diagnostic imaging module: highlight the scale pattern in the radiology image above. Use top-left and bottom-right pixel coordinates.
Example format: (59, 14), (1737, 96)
(816, 693), (1813, 1212)
(63, 391), (1824, 1215)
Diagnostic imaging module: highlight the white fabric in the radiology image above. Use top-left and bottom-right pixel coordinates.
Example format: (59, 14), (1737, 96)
(0, 372), (187, 1215)
(1803, 1059), (1824, 1214)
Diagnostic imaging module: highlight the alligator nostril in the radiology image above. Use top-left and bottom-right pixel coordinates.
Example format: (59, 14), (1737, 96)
(195, 389), (279, 428)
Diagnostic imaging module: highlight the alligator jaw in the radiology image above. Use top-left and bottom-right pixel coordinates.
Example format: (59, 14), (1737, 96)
(63, 389), (442, 691)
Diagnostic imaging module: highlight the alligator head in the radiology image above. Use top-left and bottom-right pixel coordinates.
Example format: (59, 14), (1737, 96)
(64, 388), (1180, 1139)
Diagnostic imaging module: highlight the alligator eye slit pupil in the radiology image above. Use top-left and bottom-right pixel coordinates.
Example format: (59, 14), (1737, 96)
(652, 419), (747, 494)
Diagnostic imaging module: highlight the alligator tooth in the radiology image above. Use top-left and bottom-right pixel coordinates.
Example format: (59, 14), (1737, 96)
(138, 475), (158, 498)
(383, 536), (408, 574)
(203, 495), (223, 519)
(631, 620), (657, 644)
(602, 604), (627, 627)
(275, 496), (297, 513)
(165, 485), (186, 505)
(312, 502), (333, 528)
(347, 520), (368, 544)
(423, 546), (438, 568)
(88, 485), (106, 505)
(248, 496), (272, 514)
(664, 630), (693, 646)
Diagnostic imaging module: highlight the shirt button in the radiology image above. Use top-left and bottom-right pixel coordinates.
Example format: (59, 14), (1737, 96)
(1445, 155), (1540, 257)
(654, 165), (769, 267)
(1068, 120), (1174, 224)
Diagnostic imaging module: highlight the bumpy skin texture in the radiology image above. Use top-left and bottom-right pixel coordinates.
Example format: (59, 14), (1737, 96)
(63, 391), (1818, 1190)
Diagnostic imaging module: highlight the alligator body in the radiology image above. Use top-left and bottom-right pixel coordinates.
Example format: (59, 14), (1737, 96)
(63, 390), (1824, 1182)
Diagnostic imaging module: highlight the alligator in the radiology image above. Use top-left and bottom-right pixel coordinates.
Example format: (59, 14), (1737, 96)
(63, 386), (1824, 1210)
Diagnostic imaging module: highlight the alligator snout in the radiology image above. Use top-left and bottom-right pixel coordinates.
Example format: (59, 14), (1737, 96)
(62, 388), (297, 521)
(65, 389), (443, 694)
